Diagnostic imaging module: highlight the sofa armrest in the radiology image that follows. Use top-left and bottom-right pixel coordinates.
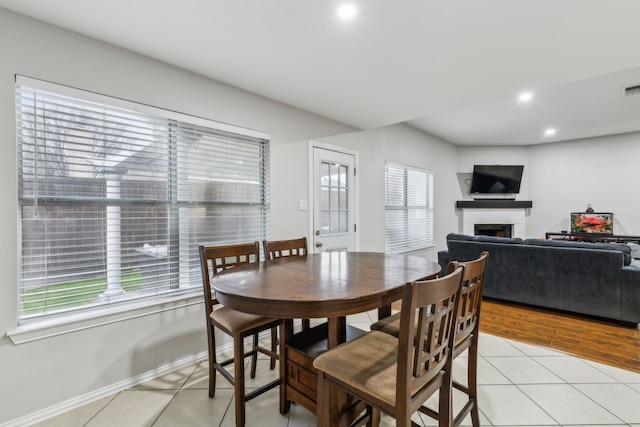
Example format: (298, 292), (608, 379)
(621, 262), (640, 324)
(437, 250), (450, 275)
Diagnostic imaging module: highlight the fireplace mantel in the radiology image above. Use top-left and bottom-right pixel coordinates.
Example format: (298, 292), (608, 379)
(456, 200), (532, 209)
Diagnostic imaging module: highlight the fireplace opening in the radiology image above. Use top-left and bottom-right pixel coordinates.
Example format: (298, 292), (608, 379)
(474, 224), (513, 238)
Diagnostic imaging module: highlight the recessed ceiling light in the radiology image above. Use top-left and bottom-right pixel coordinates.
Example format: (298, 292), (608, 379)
(544, 128), (557, 136)
(337, 4), (357, 20)
(518, 92), (533, 102)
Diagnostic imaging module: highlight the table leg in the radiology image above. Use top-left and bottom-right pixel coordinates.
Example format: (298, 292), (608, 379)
(279, 318), (293, 415)
(327, 317), (346, 349)
(378, 303), (392, 320)
(326, 316), (351, 425)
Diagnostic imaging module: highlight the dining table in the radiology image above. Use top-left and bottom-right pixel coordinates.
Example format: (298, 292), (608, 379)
(210, 251), (441, 424)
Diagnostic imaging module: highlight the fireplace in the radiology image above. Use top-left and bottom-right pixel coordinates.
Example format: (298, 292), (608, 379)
(474, 223), (513, 238)
(456, 200), (531, 239)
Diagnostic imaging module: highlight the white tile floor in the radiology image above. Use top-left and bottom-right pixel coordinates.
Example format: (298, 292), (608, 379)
(33, 312), (640, 427)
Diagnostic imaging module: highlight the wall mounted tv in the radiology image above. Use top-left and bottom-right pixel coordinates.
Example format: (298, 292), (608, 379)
(470, 165), (524, 199)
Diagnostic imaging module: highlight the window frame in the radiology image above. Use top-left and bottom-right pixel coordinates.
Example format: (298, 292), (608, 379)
(13, 76), (270, 334)
(384, 161), (434, 253)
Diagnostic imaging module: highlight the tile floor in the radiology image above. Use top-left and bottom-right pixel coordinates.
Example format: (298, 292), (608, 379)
(33, 312), (640, 427)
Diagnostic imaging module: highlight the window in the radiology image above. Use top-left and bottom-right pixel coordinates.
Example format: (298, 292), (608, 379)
(385, 162), (433, 253)
(16, 77), (270, 323)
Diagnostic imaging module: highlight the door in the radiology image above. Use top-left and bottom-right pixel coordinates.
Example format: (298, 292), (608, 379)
(312, 147), (356, 252)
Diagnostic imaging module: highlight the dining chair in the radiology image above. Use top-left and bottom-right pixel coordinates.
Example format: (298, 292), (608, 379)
(263, 236), (312, 331)
(199, 242), (280, 427)
(313, 265), (464, 427)
(370, 251), (489, 427)
(263, 236), (308, 259)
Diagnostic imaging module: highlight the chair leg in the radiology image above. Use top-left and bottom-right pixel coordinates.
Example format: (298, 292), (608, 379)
(250, 333), (258, 379)
(234, 334), (247, 427)
(369, 406), (381, 427)
(208, 324), (217, 398)
(396, 410), (411, 426)
(302, 318), (311, 331)
(439, 377), (452, 427)
(468, 339), (480, 427)
(270, 326), (278, 370)
(316, 371), (331, 427)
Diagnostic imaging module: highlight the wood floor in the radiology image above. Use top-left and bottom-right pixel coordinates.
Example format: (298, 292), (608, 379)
(479, 298), (640, 373)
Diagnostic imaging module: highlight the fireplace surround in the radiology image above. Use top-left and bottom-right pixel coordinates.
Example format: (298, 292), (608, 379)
(456, 200), (532, 239)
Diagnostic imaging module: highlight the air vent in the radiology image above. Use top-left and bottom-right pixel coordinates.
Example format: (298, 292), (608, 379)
(623, 85), (640, 96)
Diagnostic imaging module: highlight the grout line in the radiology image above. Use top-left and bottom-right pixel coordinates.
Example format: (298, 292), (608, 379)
(82, 392), (120, 427)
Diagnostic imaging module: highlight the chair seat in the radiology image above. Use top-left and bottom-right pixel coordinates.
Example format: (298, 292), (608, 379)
(313, 330), (401, 407)
(211, 307), (279, 333)
(369, 312), (400, 335)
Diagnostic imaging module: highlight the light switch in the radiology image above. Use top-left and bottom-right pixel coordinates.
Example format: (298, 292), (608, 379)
(298, 199), (308, 211)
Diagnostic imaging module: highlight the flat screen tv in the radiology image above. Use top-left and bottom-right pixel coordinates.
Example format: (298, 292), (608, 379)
(571, 212), (613, 234)
(470, 165), (524, 198)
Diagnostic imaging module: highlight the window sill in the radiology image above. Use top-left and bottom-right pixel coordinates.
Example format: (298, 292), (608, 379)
(7, 292), (203, 345)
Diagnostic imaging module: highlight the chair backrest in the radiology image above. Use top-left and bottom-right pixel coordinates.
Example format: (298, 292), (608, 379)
(446, 251), (489, 348)
(396, 265), (464, 414)
(199, 242), (261, 316)
(263, 237), (308, 259)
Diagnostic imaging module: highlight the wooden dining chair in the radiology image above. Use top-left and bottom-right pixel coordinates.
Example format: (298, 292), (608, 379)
(263, 237), (312, 330)
(263, 236), (308, 259)
(199, 242), (280, 427)
(313, 265), (464, 427)
(370, 251), (489, 427)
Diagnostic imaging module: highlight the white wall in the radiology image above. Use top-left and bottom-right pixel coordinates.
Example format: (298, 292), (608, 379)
(527, 132), (640, 238)
(0, 9), (357, 425)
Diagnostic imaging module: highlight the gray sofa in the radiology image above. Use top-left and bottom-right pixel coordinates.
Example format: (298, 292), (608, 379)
(438, 233), (640, 325)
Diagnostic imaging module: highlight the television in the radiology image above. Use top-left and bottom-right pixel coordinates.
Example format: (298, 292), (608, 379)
(470, 165), (524, 198)
(571, 212), (613, 234)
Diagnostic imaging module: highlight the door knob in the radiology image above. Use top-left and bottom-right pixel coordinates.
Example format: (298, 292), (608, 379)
(315, 242), (323, 248)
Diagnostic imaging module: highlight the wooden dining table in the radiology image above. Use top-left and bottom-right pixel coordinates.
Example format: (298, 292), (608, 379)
(210, 251), (441, 423)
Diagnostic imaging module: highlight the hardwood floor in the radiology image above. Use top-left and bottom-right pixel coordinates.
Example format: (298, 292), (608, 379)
(479, 298), (640, 373)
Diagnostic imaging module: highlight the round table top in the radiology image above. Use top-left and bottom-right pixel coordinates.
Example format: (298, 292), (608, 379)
(211, 251), (441, 319)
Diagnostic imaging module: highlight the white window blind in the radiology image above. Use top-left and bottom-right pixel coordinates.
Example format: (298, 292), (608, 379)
(16, 77), (270, 323)
(385, 162), (433, 253)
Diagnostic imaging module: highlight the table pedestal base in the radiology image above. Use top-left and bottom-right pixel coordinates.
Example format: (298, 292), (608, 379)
(282, 322), (367, 423)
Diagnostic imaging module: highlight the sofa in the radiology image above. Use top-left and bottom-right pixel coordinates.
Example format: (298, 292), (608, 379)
(438, 233), (640, 325)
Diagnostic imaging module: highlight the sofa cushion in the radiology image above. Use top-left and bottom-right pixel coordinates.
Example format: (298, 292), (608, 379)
(446, 232), (523, 245)
(523, 238), (632, 265)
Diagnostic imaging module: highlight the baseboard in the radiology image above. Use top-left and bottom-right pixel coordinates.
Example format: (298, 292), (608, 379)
(1, 322), (288, 427)
(0, 350), (208, 427)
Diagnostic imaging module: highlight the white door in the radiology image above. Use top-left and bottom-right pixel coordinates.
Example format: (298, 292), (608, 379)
(312, 147), (356, 252)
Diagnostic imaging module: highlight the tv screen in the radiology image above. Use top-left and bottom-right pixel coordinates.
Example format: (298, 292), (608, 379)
(470, 165), (524, 194)
(571, 212), (613, 234)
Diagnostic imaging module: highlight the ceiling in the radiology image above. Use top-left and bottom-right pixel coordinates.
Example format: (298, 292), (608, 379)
(2, 0), (640, 146)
